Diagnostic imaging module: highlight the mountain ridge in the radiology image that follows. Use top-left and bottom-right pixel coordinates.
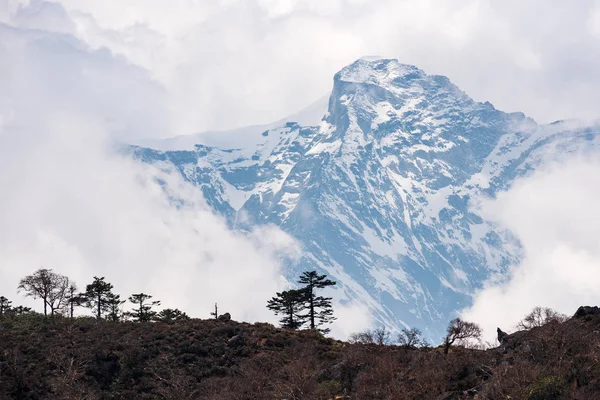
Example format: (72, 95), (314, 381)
(133, 58), (600, 339)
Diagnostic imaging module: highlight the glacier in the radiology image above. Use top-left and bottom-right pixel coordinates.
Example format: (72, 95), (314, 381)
(132, 58), (600, 340)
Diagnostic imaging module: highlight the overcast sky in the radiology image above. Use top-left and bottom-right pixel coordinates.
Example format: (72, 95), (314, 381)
(3, 0), (600, 139)
(2, 0), (600, 339)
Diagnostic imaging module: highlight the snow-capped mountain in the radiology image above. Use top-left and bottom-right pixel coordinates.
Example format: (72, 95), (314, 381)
(133, 58), (600, 339)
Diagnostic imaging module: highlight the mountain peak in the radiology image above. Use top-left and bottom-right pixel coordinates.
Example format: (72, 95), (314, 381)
(335, 58), (425, 88)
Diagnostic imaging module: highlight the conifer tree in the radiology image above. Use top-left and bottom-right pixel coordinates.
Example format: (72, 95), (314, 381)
(298, 271), (337, 333)
(156, 308), (190, 323)
(0, 296), (12, 316)
(106, 293), (126, 322)
(81, 277), (114, 319)
(267, 289), (307, 329)
(66, 283), (81, 318)
(127, 293), (160, 322)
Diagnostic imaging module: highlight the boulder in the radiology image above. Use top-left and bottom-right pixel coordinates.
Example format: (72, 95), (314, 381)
(227, 335), (245, 347)
(497, 327), (509, 344)
(574, 306), (600, 319)
(218, 312), (231, 322)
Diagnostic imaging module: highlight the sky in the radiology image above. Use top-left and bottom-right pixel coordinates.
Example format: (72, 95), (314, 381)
(3, 0), (600, 138)
(2, 0), (600, 340)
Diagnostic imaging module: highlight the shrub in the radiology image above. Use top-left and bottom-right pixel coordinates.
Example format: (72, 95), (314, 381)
(349, 327), (392, 345)
(517, 307), (568, 331)
(397, 328), (428, 348)
(525, 376), (566, 400)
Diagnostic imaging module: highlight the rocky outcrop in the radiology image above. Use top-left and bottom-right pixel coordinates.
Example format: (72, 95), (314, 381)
(574, 306), (600, 319)
(218, 312), (231, 322)
(497, 327), (509, 344)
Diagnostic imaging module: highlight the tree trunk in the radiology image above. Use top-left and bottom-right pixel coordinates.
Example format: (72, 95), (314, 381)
(97, 293), (101, 319)
(443, 338), (451, 354)
(309, 282), (315, 329)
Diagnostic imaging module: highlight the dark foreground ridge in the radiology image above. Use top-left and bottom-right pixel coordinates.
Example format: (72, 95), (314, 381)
(2, 307), (600, 399)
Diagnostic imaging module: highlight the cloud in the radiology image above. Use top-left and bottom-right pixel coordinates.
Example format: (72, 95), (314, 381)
(0, 14), (298, 324)
(0, 108), (301, 322)
(461, 156), (600, 341)
(4, 0), (600, 137)
(328, 300), (373, 340)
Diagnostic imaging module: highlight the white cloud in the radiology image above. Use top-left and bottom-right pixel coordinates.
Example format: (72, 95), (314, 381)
(328, 300), (373, 340)
(462, 156), (600, 341)
(0, 108), (299, 322)
(0, 14), (298, 324)
(4, 0), (600, 136)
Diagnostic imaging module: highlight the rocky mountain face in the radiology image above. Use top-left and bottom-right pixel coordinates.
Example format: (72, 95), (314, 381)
(134, 58), (600, 339)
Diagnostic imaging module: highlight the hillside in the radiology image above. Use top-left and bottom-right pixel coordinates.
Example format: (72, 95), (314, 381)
(2, 308), (600, 399)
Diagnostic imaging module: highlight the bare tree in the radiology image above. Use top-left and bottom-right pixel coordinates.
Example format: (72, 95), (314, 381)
(516, 307), (567, 330)
(372, 327), (392, 346)
(443, 318), (482, 354)
(349, 327), (392, 345)
(17, 269), (71, 316)
(348, 330), (375, 344)
(210, 303), (219, 319)
(397, 328), (428, 349)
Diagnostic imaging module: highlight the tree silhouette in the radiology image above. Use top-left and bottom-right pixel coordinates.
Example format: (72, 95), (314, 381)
(267, 289), (307, 329)
(0, 296), (12, 316)
(516, 307), (567, 330)
(443, 318), (482, 354)
(156, 308), (190, 323)
(81, 277), (115, 319)
(397, 328), (428, 349)
(349, 327), (393, 345)
(127, 293), (160, 322)
(297, 271), (337, 333)
(17, 269), (71, 316)
(210, 303), (219, 319)
(66, 283), (82, 318)
(106, 293), (126, 322)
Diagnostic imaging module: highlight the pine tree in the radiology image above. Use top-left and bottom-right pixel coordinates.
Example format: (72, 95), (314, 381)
(156, 308), (190, 323)
(0, 296), (12, 316)
(106, 293), (126, 322)
(127, 293), (160, 322)
(81, 277), (114, 319)
(298, 271), (337, 333)
(267, 289), (307, 329)
(66, 283), (81, 318)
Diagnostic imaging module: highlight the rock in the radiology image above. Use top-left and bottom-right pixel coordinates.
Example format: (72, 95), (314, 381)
(574, 306), (600, 318)
(218, 312), (231, 322)
(497, 327), (509, 344)
(227, 335), (245, 347)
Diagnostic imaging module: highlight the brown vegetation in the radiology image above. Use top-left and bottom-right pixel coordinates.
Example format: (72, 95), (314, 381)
(1, 308), (600, 399)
